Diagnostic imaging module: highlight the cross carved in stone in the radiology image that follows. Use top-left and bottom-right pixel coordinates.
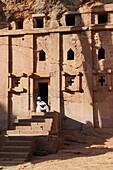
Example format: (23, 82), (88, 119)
(68, 78), (74, 86)
(14, 79), (20, 87)
(99, 76), (105, 86)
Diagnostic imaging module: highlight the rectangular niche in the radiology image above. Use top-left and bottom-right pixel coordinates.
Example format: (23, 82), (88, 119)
(65, 12), (82, 27)
(16, 19), (24, 29)
(65, 14), (75, 26)
(98, 12), (108, 24)
(32, 14), (45, 28)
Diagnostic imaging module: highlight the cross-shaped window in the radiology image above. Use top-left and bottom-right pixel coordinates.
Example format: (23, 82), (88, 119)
(13, 78), (20, 87)
(99, 76), (105, 86)
(68, 78), (74, 86)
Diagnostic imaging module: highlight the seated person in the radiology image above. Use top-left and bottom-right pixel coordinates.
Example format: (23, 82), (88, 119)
(36, 96), (49, 112)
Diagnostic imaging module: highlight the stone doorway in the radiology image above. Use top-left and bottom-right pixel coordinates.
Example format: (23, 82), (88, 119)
(33, 79), (50, 112)
(38, 82), (48, 105)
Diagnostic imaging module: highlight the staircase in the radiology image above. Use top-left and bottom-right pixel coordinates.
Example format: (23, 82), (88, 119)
(0, 136), (35, 165)
(0, 111), (59, 165)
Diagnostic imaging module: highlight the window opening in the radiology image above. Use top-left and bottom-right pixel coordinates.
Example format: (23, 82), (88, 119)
(98, 47), (105, 60)
(99, 76), (105, 86)
(67, 49), (74, 60)
(39, 83), (48, 104)
(98, 13), (108, 24)
(66, 14), (75, 26)
(39, 50), (46, 61)
(16, 19), (23, 29)
(16, 0), (24, 4)
(68, 78), (74, 86)
(33, 17), (44, 28)
(82, 0), (90, 3)
(13, 78), (20, 88)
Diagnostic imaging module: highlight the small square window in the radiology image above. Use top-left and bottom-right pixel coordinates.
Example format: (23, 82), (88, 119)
(66, 14), (75, 26)
(33, 17), (44, 28)
(98, 13), (108, 24)
(16, 19), (23, 29)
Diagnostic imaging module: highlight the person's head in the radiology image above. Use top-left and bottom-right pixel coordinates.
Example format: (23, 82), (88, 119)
(37, 96), (41, 101)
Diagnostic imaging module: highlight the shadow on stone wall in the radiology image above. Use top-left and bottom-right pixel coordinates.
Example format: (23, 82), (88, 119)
(0, 1), (7, 29)
(0, 103), (8, 131)
(61, 116), (93, 130)
(90, 5), (113, 128)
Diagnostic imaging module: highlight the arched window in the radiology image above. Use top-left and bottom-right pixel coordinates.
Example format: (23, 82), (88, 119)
(67, 49), (74, 60)
(39, 50), (46, 61)
(98, 47), (105, 60)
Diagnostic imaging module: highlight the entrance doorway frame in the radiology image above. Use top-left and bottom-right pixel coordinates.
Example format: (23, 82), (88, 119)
(33, 78), (50, 112)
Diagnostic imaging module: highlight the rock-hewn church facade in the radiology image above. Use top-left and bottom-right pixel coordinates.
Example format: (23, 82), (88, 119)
(0, 0), (113, 131)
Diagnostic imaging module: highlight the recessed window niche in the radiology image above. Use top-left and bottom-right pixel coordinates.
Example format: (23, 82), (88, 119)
(39, 50), (46, 61)
(98, 47), (105, 60)
(32, 14), (45, 28)
(67, 49), (74, 60)
(16, 19), (23, 29)
(98, 12), (108, 24)
(66, 14), (75, 26)
(33, 17), (44, 28)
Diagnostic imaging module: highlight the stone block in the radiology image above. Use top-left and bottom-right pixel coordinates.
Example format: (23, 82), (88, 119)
(35, 135), (60, 154)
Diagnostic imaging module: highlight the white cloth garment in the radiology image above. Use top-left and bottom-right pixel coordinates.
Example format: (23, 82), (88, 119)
(36, 100), (49, 112)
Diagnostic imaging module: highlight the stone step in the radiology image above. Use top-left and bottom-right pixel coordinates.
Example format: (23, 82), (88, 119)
(13, 121), (31, 126)
(30, 112), (54, 117)
(8, 135), (34, 141)
(7, 133), (49, 136)
(0, 152), (28, 159)
(13, 119), (52, 128)
(16, 112), (45, 119)
(0, 158), (26, 165)
(31, 122), (52, 130)
(7, 130), (49, 136)
(5, 140), (33, 146)
(14, 124), (51, 131)
(15, 126), (32, 130)
(1, 146), (31, 152)
(18, 117), (45, 123)
(30, 112), (45, 116)
(32, 114), (54, 120)
(18, 130), (49, 135)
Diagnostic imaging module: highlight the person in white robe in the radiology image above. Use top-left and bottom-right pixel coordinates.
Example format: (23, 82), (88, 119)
(36, 96), (49, 112)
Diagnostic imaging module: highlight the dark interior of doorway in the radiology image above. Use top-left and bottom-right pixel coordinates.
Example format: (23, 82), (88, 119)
(39, 83), (48, 104)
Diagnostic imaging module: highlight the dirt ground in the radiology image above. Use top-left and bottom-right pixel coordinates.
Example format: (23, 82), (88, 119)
(1, 128), (113, 170)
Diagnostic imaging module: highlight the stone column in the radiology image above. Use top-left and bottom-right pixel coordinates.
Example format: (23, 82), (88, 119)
(0, 36), (9, 130)
(50, 33), (61, 113)
(82, 31), (94, 129)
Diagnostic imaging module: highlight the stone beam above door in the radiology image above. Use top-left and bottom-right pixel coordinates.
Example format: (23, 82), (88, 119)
(28, 73), (50, 79)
